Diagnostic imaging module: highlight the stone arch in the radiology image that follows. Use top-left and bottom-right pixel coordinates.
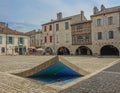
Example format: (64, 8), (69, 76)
(45, 47), (53, 54)
(76, 46), (92, 55)
(100, 45), (119, 56)
(57, 47), (70, 55)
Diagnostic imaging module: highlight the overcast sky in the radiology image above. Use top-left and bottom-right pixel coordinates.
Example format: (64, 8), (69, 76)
(0, 0), (120, 32)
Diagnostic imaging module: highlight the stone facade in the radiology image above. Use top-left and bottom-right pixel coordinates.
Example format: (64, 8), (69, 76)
(41, 5), (120, 56)
(42, 11), (87, 55)
(35, 29), (42, 48)
(91, 5), (120, 56)
(26, 30), (36, 47)
(71, 20), (92, 55)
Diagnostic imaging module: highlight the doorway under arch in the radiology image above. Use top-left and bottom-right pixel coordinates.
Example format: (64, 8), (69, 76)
(57, 47), (70, 55)
(100, 45), (119, 56)
(76, 46), (92, 55)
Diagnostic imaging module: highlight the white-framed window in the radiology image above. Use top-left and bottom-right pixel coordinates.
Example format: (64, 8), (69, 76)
(97, 19), (102, 26)
(65, 34), (69, 42)
(65, 22), (69, 30)
(7, 36), (14, 44)
(56, 24), (59, 31)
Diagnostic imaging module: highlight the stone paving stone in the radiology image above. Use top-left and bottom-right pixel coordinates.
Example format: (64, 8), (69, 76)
(0, 72), (57, 93)
(0, 56), (119, 93)
(60, 71), (120, 93)
(104, 62), (120, 73)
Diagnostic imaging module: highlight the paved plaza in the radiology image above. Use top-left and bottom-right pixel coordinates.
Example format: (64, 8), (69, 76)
(0, 56), (120, 93)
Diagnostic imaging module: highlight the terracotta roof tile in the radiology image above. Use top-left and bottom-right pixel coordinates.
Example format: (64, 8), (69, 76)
(0, 27), (28, 36)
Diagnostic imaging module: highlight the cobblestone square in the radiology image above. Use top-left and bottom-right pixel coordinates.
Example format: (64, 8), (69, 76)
(0, 56), (119, 93)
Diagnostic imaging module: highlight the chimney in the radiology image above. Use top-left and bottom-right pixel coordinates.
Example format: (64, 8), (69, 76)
(101, 4), (106, 11)
(57, 12), (62, 20)
(81, 11), (84, 21)
(93, 6), (99, 14)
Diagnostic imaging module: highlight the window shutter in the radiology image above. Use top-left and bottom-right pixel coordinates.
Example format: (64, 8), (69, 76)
(106, 31), (109, 40)
(104, 18), (108, 26)
(94, 19), (97, 26)
(113, 16), (116, 25)
(12, 37), (14, 44)
(102, 32), (106, 40)
(94, 32), (98, 40)
(114, 31), (117, 39)
(101, 19), (103, 26)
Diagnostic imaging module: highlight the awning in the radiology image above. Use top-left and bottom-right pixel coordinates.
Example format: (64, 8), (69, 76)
(29, 46), (36, 49)
(36, 48), (44, 51)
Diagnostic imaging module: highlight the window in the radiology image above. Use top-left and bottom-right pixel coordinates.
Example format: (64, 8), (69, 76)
(44, 26), (47, 32)
(18, 37), (24, 45)
(0, 36), (2, 44)
(108, 17), (113, 25)
(50, 36), (52, 43)
(77, 35), (83, 40)
(49, 25), (52, 31)
(44, 36), (47, 43)
(85, 34), (89, 39)
(77, 24), (82, 31)
(1, 47), (5, 53)
(56, 24), (59, 31)
(65, 22), (69, 30)
(7, 36), (14, 44)
(98, 32), (102, 40)
(109, 31), (114, 39)
(65, 34), (69, 42)
(97, 19), (102, 26)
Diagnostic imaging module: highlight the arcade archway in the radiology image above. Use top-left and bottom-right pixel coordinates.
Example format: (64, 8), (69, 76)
(45, 47), (53, 54)
(57, 47), (70, 55)
(76, 46), (92, 55)
(100, 45), (119, 56)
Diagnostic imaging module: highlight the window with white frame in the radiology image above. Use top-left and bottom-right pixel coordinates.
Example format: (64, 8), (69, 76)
(97, 19), (102, 26)
(7, 36), (14, 44)
(65, 34), (69, 42)
(65, 22), (69, 30)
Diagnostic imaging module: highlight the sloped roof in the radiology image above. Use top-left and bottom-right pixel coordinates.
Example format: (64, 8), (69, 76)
(42, 13), (87, 25)
(0, 27), (28, 36)
(91, 6), (120, 17)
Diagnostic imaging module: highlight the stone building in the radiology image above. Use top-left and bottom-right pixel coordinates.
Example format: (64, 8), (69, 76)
(71, 20), (92, 55)
(42, 11), (87, 55)
(35, 29), (42, 48)
(91, 5), (120, 56)
(26, 30), (36, 47)
(0, 23), (29, 55)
